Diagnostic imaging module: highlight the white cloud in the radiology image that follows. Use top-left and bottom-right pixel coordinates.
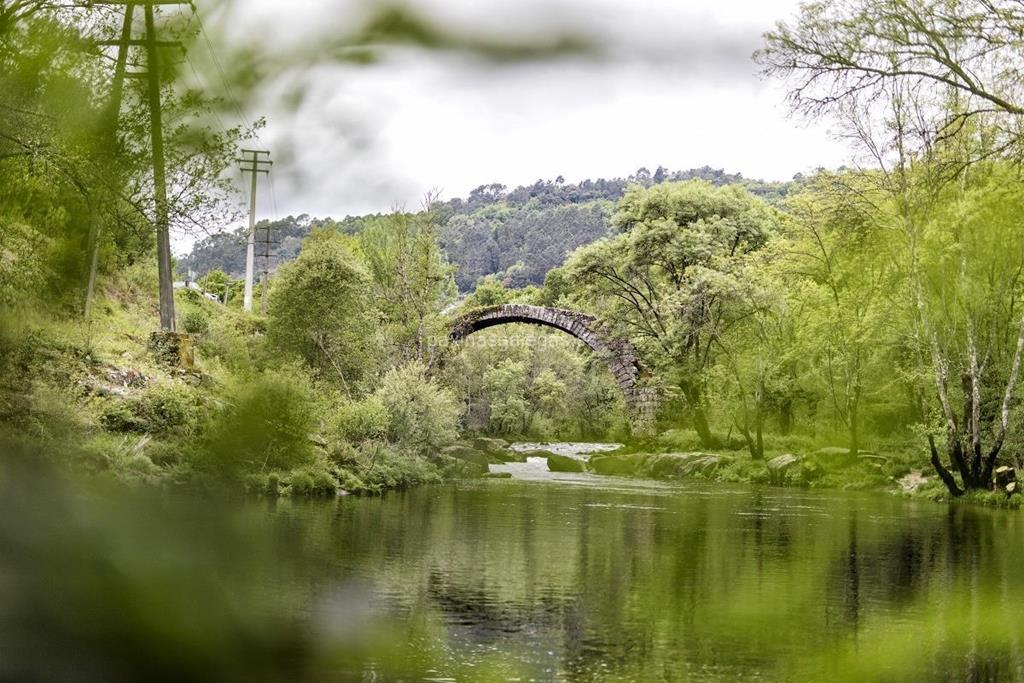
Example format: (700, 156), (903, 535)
(176, 0), (849, 251)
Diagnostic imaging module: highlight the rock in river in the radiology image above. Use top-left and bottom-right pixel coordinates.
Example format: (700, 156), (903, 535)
(546, 452), (585, 473)
(767, 454), (802, 486)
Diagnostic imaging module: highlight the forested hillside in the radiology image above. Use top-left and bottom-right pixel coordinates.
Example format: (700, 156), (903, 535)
(180, 166), (797, 289)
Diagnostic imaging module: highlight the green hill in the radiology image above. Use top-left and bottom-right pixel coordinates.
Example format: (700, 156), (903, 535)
(180, 166), (798, 291)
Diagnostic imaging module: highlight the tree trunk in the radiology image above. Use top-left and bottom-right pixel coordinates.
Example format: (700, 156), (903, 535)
(754, 411), (764, 461)
(680, 381), (718, 448)
(779, 398), (793, 436)
(929, 434), (964, 496)
(692, 406), (718, 449)
(849, 384), (861, 458)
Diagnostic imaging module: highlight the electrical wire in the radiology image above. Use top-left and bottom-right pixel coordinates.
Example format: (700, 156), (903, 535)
(268, 171), (280, 220)
(191, 6), (258, 140)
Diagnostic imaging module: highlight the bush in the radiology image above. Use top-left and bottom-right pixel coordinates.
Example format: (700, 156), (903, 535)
(374, 361), (461, 457)
(329, 396), (389, 444)
(284, 465), (337, 496)
(99, 400), (143, 433)
(196, 366), (318, 478)
(198, 314), (254, 373)
(352, 445), (443, 494)
(135, 382), (201, 436)
(181, 307), (209, 335)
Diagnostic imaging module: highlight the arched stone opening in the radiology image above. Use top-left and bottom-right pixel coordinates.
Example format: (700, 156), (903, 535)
(450, 304), (658, 435)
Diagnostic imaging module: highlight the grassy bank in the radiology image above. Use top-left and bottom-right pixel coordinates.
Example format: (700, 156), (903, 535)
(566, 428), (1022, 508)
(0, 267), (488, 496)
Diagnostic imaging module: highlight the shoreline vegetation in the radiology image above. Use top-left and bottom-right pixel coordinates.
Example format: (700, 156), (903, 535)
(8, 1), (1024, 510)
(1, 272), (1010, 509)
(0, 249), (1014, 509)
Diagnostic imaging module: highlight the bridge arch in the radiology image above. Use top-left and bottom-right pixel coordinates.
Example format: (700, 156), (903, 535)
(450, 304), (658, 435)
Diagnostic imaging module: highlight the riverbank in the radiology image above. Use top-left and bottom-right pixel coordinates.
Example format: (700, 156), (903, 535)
(4, 272), (1014, 507)
(498, 438), (1024, 509)
(0, 270), (467, 497)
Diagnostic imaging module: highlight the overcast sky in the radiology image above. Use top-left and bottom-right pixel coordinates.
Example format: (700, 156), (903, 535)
(178, 0), (849, 252)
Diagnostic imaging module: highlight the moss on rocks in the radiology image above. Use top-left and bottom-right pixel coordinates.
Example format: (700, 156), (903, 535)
(546, 452), (584, 472)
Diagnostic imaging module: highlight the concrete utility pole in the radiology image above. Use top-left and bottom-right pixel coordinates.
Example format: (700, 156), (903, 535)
(256, 214), (276, 315)
(144, 3), (176, 331)
(238, 149), (271, 312)
(90, 0), (189, 331)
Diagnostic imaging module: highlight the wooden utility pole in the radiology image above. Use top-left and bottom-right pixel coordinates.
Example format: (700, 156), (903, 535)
(144, 3), (175, 331)
(238, 149), (271, 312)
(87, 0), (188, 331)
(85, 2), (136, 318)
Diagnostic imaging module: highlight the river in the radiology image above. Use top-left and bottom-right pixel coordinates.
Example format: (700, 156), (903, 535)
(266, 444), (1024, 681)
(5, 443), (1024, 681)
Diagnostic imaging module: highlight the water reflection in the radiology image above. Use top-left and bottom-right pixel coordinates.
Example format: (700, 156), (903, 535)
(313, 482), (1024, 681)
(3, 444), (1024, 681)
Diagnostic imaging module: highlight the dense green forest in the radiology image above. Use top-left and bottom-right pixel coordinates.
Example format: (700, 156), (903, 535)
(180, 167), (797, 290)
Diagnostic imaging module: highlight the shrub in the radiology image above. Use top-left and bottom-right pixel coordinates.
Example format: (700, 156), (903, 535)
(196, 366), (318, 478)
(374, 361), (461, 457)
(99, 400), (143, 433)
(352, 445), (443, 494)
(329, 396), (389, 444)
(284, 465), (337, 496)
(181, 307), (209, 335)
(135, 382), (201, 436)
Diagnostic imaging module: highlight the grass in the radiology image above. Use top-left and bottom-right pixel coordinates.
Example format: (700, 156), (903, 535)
(596, 426), (1022, 509)
(0, 267), (450, 496)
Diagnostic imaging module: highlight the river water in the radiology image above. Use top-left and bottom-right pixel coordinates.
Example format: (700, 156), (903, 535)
(268, 444), (1024, 681)
(5, 444), (1024, 681)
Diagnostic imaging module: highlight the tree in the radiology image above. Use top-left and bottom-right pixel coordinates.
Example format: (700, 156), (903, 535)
(757, 0), (1024, 164)
(782, 174), (900, 456)
(908, 167), (1024, 494)
(266, 230), (377, 389)
(359, 209), (455, 365)
(758, 0), (1024, 492)
(565, 180), (777, 447)
(0, 4), (248, 321)
(712, 243), (802, 460)
(374, 361), (461, 457)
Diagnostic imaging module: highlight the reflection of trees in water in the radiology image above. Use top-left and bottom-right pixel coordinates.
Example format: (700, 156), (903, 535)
(810, 503), (1024, 681)
(306, 484), (1024, 681)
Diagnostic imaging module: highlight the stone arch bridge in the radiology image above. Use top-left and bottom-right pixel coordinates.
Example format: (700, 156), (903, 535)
(450, 304), (659, 435)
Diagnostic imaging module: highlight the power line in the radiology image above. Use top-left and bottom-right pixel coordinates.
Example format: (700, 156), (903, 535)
(191, 7), (258, 140)
(268, 171), (280, 220)
(182, 50), (229, 133)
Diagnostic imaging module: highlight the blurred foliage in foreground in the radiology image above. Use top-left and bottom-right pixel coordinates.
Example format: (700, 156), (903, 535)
(0, 441), (524, 682)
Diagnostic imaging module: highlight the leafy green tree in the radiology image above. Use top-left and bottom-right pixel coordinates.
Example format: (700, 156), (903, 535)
(374, 361), (461, 457)
(711, 246), (799, 459)
(462, 275), (514, 309)
(0, 4), (248, 321)
(782, 174), (900, 456)
(481, 359), (531, 435)
(565, 180), (777, 447)
(759, 0), (1024, 492)
(907, 167), (1024, 494)
(359, 210), (455, 365)
(266, 230), (378, 389)
(445, 325), (625, 439)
